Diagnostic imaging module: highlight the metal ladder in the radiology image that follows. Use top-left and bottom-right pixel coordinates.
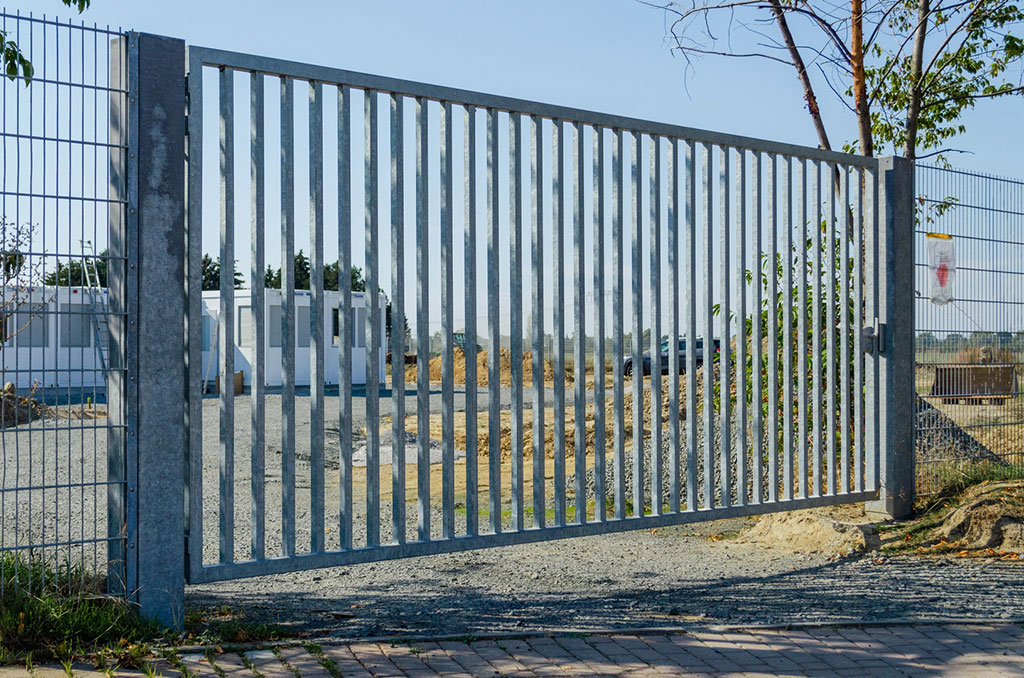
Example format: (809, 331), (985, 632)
(81, 241), (110, 373)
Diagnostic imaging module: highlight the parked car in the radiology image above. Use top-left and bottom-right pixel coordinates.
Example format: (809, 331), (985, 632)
(622, 338), (721, 376)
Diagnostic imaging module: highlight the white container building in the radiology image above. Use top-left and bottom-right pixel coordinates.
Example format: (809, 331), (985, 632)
(200, 289), (387, 388)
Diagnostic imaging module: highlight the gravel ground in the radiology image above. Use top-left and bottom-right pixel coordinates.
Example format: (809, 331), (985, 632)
(6, 387), (1023, 641)
(187, 528), (1024, 638)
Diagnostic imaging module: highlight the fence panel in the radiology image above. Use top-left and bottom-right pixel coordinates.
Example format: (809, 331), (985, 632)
(915, 166), (1024, 494)
(0, 11), (128, 594)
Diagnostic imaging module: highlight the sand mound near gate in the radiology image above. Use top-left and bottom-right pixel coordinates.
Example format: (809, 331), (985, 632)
(738, 504), (877, 554)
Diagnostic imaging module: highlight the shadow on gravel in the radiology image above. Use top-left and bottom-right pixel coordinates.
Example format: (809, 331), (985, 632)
(186, 552), (1024, 639)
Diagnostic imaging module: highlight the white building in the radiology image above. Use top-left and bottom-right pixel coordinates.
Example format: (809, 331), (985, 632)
(201, 289), (387, 388)
(2, 286), (108, 390)
(0, 286), (387, 392)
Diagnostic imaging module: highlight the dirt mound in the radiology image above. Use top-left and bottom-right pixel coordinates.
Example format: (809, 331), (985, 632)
(0, 390), (48, 428)
(738, 505), (877, 554)
(388, 370), (692, 462)
(934, 481), (1024, 553)
(404, 347), (571, 388)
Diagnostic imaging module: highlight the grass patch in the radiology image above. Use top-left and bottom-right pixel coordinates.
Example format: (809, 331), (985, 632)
(0, 555), (163, 666)
(183, 607), (293, 644)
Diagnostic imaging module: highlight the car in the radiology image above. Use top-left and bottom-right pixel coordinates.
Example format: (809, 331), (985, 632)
(622, 338), (721, 376)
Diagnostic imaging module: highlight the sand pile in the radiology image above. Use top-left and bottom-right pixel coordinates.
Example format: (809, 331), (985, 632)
(404, 347), (573, 388)
(738, 505), (877, 554)
(386, 370), (695, 462)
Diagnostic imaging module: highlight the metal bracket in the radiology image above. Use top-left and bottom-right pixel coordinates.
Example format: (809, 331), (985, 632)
(863, 318), (886, 355)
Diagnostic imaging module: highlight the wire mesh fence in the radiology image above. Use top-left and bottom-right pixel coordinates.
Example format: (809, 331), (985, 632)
(0, 10), (127, 593)
(915, 165), (1024, 495)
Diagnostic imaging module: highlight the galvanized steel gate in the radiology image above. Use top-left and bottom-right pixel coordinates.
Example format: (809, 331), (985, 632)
(180, 43), (915, 591)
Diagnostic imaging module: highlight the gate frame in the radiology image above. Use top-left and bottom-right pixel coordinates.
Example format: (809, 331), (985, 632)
(119, 38), (918, 630)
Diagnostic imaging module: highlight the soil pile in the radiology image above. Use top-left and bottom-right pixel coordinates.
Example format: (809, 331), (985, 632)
(738, 505), (877, 555)
(404, 348), (571, 388)
(0, 385), (48, 428)
(929, 481), (1024, 554)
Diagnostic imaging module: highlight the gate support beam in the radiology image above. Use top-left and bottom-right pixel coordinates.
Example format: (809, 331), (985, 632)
(127, 32), (187, 629)
(869, 156), (915, 519)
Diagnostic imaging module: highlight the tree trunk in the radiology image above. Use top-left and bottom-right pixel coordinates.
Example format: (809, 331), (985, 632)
(850, 0), (873, 156)
(904, 0), (930, 160)
(769, 0), (833, 152)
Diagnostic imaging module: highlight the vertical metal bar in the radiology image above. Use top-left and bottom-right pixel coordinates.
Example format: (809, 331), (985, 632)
(218, 67), (235, 564)
(865, 165), (878, 494)
(415, 97), (431, 540)
(735, 149), (747, 506)
(280, 76), (296, 556)
(767, 154), (779, 503)
(840, 166), (851, 494)
(593, 127), (607, 522)
(249, 72), (266, 561)
(309, 81), (325, 553)
(668, 140), (681, 514)
(463, 106), (479, 535)
(487, 108), (502, 533)
(684, 140), (698, 512)
(826, 162), (837, 495)
(751, 152), (763, 505)
(782, 157), (794, 501)
(854, 166), (864, 493)
(365, 90), (381, 547)
(509, 113), (525, 531)
(553, 120), (566, 527)
(613, 129), (625, 520)
(718, 145), (731, 508)
(531, 114), (546, 527)
(185, 46), (204, 575)
(338, 85), (353, 550)
(573, 123), (586, 523)
(440, 101), (455, 539)
(631, 132), (644, 517)
(813, 160), (823, 497)
(650, 137), (663, 515)
(701, 143), (714, 509)
(798, 158), (809, 499)
(390, 93), (406, 542)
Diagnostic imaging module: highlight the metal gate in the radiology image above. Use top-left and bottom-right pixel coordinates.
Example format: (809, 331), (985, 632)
(182, 45), (900, 585)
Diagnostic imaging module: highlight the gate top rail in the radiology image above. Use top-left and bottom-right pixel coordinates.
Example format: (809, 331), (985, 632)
(188, 45), (876, 169)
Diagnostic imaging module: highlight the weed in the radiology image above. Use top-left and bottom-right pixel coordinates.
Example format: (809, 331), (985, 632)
(0, 554), (163, 666)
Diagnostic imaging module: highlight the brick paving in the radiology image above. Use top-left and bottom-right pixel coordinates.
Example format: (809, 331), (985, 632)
(1, 623), (1023, 677)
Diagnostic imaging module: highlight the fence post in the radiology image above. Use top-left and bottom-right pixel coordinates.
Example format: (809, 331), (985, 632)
(117, 32), (187, 629)
(869, 156), (915, 519)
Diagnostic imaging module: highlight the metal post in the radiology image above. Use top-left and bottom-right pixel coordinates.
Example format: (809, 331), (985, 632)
(868, 156), (915, 519)
(123, 32), (186, 628)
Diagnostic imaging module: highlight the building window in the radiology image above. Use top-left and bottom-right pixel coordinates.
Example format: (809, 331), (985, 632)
(297, 306), (311, 347)
(238, 306), (253, 347)
(59, 305), (91, 348)
(353, 307), (365, 348)
(268, 305), (283, 348)
(202, 314), (213, 351)
(14, 304), (49, 348)
(332, 308), (340, 346)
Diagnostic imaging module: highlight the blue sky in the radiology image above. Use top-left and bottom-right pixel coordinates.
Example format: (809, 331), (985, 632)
(7, 0), (1021, 175)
